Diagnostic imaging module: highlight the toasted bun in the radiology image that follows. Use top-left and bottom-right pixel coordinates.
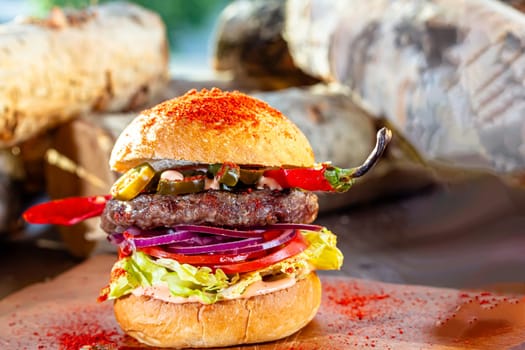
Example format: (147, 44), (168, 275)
(113, 272), (321, 348)
(109, 88), (315, 172)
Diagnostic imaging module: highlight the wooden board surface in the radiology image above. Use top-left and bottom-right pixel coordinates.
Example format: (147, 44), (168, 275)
(0, 255), (523, 350)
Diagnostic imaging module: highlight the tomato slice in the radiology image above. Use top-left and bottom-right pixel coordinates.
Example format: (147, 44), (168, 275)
(209, 233), (308, 274)
(139, 246), (267, 265)
(138, 232), (308, 274)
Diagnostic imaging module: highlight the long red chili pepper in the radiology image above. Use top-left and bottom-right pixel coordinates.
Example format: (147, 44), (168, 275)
(23, 194), (111, 226)
(264, 128), (392, 192)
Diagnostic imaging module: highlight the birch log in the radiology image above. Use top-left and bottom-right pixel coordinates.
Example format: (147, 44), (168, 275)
(213, 0), (319, 90)
(0, 2), (169, 147)
(285, 0), (525, 174)
(502, 0), (525, 12)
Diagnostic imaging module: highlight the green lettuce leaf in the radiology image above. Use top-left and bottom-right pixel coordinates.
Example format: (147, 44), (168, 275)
(103, 228), (343, 304)
(300, 227), (344, 270)
(156, 257), (230, 304)
(106, 251), (230, 304)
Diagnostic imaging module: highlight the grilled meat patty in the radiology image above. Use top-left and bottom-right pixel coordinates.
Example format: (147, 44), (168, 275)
(101, 189), (319, 233)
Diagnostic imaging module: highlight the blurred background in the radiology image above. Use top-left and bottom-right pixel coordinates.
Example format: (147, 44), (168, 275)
(0, 0), (230, 77)
(0, 0), (231, 297)
(0, 0), (524, 300)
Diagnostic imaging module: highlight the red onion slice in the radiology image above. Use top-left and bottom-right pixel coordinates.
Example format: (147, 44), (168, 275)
(173, 224), (264, 238)
(108, 233), (124, 245)
(111, 224), (316, 257)
(125, 226), (171, 236)
(165, 236), (263, 255)
(166, 229), (296, 255)
(253, 223), (323, 231)
(127, 230), (198, 248)
(171, 234), (235, 247)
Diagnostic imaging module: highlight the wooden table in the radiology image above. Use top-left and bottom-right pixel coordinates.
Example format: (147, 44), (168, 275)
(0, 254), (523, 350)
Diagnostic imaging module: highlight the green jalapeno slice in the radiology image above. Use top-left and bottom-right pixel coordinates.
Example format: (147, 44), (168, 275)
(239, 168), (264, 185)
(156, 175), (206, 195)
(208, 163), (240, 187)
(110, 163), (156, 201)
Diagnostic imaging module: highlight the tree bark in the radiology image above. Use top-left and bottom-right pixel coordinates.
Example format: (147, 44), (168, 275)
(213, 0), (319, 90)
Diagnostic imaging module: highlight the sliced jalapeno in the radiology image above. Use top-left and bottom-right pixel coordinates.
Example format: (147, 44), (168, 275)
(239, 168), (264, 185)
(157, 175), (206, 195)
(110, 163), (156, 201)
(143, 171), (161, 193)
(209, 163), (240, 187)
(180, 169), (207, 177)
(207, 164), (221, 177)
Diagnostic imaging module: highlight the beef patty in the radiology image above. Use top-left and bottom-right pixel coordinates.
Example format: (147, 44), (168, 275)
(100, 189), (318, 233)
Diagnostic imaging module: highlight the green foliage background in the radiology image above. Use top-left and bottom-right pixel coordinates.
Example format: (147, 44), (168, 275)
(29, 0), (230, 50)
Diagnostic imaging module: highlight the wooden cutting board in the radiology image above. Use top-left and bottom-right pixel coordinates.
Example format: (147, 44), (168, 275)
(0, 255), (523, 350)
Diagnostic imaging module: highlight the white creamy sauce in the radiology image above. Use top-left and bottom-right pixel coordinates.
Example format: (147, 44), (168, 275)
(132, 284), (203, 304)
(131, 277), (296, 304)
(204, 177), (220, 190)
(256, 176), (282, 190)
(242, 276), (296, 297)
(160, 170), (184, 181)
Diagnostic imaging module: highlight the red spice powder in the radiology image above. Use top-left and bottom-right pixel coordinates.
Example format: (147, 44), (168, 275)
(39, 321), (121, 350)
(97, 285), (110, 303)
(57, 328), (119, 350)
(111, 268), (126, 279)
(42, 322), (146, 350)
(324, 283), (390, 320)
(27, 303), (148, 350)
(144, 88), (286, 131)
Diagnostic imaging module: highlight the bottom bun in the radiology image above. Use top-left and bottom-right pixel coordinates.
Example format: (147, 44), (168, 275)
(113, 272), (322, 348)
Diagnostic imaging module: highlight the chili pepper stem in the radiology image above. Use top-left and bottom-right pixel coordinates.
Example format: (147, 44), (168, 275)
(350, 127), (392, 178)
(324, 127), (392, 192)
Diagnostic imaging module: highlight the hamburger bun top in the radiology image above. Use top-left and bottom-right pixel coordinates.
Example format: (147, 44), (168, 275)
(109, 88), (315, 172)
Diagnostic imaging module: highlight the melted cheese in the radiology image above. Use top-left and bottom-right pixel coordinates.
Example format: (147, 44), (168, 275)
(131, 277), (296, 304)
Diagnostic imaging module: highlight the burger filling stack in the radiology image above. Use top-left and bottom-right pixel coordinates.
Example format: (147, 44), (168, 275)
(52, 88), (391, 348)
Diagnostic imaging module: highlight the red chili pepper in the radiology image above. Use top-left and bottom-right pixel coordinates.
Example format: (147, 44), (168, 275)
(264, 128), (392, 192)
(264, 163), (370, 192)
(264, 166), (334, 191)
(23, 194), (111, 226)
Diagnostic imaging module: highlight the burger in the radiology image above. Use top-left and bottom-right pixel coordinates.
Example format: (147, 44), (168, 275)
(32, 88), (390, 348)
